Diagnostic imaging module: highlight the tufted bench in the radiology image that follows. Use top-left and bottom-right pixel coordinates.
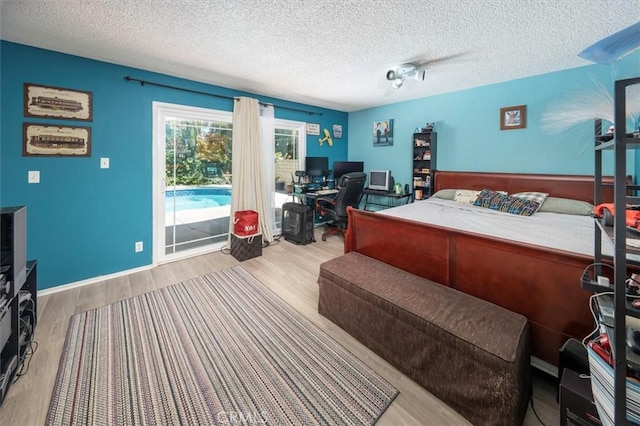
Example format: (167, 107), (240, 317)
(318, 252), (531, 426)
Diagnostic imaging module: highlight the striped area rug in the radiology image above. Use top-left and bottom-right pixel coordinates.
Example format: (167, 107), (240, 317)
(47, 266), (398, 425)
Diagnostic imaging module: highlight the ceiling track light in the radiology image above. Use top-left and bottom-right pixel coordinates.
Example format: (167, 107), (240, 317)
(386, 63), (424, 89)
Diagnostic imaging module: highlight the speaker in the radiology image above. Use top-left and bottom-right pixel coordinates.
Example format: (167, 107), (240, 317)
(1, 206), (27, 297)
(281, 202), (314, 245)
(560, 369), (600, 426)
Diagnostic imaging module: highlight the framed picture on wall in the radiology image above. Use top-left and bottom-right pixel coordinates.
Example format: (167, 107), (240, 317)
(23, 123), (92, 157)
(332, 124), (343, 139)
(373, 119), (393, 146)
(24, 83), (93, 121)
(306, 122), (320, 136)
(500, 105), (526, 130)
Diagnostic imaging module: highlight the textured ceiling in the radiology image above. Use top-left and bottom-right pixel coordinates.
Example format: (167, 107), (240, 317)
(1, 0), (638, 112)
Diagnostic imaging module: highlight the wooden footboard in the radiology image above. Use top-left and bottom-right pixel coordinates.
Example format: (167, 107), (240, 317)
(342, 170), (621, 366)
(345, 206), (593, 366)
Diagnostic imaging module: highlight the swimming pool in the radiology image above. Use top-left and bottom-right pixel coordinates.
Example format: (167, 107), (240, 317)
(166, 187), (232, 211)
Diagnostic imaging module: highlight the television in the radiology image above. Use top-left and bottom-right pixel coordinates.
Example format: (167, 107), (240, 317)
(368, 170), (393, 192)
(305, 156), (329, 177)
(332, 161), (364, 179)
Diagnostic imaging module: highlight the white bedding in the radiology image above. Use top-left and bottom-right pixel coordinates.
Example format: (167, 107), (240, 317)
(377, 198), (614, 257)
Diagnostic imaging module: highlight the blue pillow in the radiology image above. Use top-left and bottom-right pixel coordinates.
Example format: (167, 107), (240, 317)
(472, 189), (507, 209)
(473, 189), (540, 216)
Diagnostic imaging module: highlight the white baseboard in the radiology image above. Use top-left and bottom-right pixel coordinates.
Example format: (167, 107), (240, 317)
(38, 242), (225, 297)
(37, 263), (154, 297)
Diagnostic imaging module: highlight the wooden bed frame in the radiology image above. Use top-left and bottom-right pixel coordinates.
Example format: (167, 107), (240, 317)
(345, 171), (617, 368)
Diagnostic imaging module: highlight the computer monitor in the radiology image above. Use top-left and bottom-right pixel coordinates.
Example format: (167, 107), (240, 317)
(305, 156), (329, 177)
(332, 161), (364, 179)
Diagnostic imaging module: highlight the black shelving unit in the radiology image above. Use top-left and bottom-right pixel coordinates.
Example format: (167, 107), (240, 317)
(0, 207), (37, 406)
(592, 77), (640, 425)
(412, 131), (437, 200)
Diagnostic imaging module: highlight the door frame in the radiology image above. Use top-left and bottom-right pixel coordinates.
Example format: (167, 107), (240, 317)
(152, 101), (232, 265)
(273, 118), (307, 232)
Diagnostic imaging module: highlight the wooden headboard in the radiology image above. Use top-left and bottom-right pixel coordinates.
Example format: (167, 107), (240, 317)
(434, 171), (618, 204)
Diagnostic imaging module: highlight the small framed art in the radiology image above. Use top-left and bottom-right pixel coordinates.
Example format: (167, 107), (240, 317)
(23, 123), (92, 157)
(500, 105), (526, 130)
(306, 123), (320, 136)
(24, 83), (93, 121)
(332, 124), (342, 139)
(373, 119), (393, 146)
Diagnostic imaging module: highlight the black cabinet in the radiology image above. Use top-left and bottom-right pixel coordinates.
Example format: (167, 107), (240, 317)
(412, 131), (437, 200)
(0, 206), (37, 406)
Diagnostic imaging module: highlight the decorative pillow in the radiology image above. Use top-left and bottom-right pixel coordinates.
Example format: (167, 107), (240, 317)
(472, 189), (509, 209)
(431, 189), (456, 200)
(496, 196), (541, 216)
(538, 197), (594, 216)
(453, 189), (481, 204)
(512, 191), (548, 205)
(473, 189), (540, 216)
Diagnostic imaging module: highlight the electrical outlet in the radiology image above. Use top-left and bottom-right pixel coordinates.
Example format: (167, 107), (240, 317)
(100, 158), (110, 169)
(135, 241), (143, 252)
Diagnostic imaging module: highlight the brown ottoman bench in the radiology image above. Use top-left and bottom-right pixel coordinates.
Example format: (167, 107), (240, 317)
(318, 252), (531, 426)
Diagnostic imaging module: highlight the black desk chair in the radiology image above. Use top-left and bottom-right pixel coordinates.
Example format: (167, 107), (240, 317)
(315, 172), (367, 241)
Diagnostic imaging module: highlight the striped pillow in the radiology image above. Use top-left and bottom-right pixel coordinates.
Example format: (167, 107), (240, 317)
(512, 192), (548, 212)
(497, 196), (541, 216)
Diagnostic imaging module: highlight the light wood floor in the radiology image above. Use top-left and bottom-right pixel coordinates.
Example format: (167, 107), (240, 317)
(0, 229), (560, 425)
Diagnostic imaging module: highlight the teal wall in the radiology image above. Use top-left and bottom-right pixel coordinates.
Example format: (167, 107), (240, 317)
(2, 39), (637, 290)
(0, 41), (348, 290)
(349, 50), (640, 189)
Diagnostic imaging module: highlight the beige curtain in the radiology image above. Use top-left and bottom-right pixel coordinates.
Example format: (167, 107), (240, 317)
(228, 97), (273, 246)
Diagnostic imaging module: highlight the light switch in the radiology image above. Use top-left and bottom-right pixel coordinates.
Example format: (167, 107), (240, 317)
(100, 158), (110, 169)
(28, 170), (40, 184)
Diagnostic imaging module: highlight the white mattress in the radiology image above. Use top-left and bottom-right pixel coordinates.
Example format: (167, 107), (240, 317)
(377, 198), (612, 257)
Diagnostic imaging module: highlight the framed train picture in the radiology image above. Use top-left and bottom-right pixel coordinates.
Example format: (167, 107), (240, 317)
(24, 83), (92, 121)
(23, 123), (91, 157)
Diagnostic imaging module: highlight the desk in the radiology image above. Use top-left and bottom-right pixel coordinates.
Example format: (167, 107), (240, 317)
(362, 188), (412, 211)
(293, 190), (338, 223)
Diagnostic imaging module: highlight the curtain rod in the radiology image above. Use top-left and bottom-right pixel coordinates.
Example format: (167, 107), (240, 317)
(124, 76), (322, 116)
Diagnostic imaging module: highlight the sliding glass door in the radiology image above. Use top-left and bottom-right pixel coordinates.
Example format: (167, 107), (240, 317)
(153, 102), (232, 263)
(153, 102), (306, 263)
